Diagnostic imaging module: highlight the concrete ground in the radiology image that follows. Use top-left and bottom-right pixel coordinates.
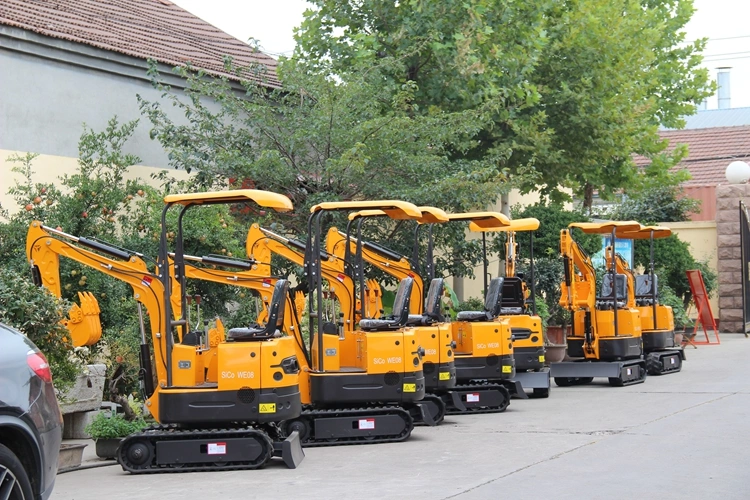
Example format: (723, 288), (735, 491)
(53, 335), (750, 500)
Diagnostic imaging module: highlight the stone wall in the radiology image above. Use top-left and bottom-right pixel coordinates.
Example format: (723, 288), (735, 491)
(716, 183), (750, 333)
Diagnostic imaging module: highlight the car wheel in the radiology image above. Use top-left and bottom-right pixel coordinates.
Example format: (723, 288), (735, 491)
(0, 443), (34, 500)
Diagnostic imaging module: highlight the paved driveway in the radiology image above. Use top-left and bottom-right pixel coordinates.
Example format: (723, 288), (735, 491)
(53, 335), (750, 500)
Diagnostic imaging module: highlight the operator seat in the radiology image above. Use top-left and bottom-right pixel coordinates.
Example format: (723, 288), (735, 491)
(227, 279), (289, 340)
(596, 273), (628, 310)
(405, 278), (445, 326)
(359, 277), (414, 331)
(635, 274), (659, 306)
(499, 277), (526, 315)
(456, 277), (505, 322)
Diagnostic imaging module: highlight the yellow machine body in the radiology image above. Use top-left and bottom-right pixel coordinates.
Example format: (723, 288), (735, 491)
(451, 318), (515, 377)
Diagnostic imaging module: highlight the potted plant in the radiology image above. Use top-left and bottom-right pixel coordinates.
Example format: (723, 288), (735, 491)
(84, 411), (147, 459)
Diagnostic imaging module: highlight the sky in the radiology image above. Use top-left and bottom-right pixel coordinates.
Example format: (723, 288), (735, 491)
(171, 0), (750, 109)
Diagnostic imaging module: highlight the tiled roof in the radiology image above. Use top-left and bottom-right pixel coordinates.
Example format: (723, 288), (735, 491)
(0, 0), (280, 87)
(635, 125), (750, 186)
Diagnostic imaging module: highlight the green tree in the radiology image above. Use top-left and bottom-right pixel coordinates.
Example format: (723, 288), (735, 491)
(139, 58), (514, 277)
(611, 184), (700, 224)
(295, 0), (713, 208)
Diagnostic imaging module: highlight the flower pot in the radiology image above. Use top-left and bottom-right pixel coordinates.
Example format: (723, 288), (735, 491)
(57, 443), (87, 471)
(95, 438), (122, 460)
(545, 326), (568, 346)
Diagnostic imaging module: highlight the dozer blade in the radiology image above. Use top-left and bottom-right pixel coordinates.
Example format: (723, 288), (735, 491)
(506, 379), (528, 399)
(416, 402), (437, 426)
(449, 391), (468, 412)
(273, 430), (305, 469)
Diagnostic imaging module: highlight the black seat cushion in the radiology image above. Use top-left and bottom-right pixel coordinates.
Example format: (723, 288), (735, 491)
(227, 325), (269, 341)
(456, 310), (490, 321)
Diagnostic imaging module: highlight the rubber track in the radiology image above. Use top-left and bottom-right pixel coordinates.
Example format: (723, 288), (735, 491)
(646, 351), (682, 375)
(445, 382), (511, 415)
(118, 425), (274, 474)
(290, 405), (413, 447)
(614, 361), (647, 387)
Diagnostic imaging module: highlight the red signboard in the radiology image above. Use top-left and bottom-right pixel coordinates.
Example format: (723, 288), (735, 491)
(686, 270), (720, 345)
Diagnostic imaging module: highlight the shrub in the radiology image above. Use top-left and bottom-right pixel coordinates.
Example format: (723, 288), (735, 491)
(84, 411), (148, 440)
(0, 267), (79, 393)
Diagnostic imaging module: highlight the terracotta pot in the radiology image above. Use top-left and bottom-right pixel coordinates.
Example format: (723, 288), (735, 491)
(545, 326), (568, 345)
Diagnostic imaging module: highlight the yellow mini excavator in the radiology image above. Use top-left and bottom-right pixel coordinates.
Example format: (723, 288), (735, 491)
(551, 221), (647, 387)
(26, 189), (306, 473)
(324, 207), (463, 419)
(466, 217), (551, 397)
(612, 225), (685, 375)
(331, 211), (524, 412)
(279, 199), (434, 443)
(177, 200), (435, 444)
(246, 221), (448, 423)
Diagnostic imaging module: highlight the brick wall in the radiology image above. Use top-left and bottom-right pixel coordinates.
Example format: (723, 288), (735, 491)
(716, 184), (750, 333)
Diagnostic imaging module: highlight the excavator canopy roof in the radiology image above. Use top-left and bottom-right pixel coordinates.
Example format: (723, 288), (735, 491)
(311, 200), (422, 219)
(617, 225), (672, 239)
(447, 211), (511, 228)
(163, 189), (293, 211)
(348, 205), (449, 224)
(568, 220), (641, 235)
(469, 217), (540, 233)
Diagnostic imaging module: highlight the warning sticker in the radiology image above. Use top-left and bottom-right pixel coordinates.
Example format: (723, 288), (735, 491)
(336, 274), (346, 283)
(141, 275), (152, 287)
(358, 419), (375, 430)
(207, 442), (226, 455)
(439, 372), (451, 381)
(259, 403), (276, 413)
(403, 383), (416, 393)
(467, 393), (480, 403)
(670, 358), (675, 364)
(502, 365), (512, 373)
(626, 368), (632, 375)
(539, 355), (545, 363)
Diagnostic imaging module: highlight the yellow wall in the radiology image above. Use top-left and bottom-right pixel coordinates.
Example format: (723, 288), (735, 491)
(1, 150), (191, 214)
(667, 220), (719, 318)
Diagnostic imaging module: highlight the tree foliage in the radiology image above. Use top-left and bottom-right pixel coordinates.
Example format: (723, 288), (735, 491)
(295, 0), (713, 208)
(138, 57), (515, 277)
(610, 184), (700, 224)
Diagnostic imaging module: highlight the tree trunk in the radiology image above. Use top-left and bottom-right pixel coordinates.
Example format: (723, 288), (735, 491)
(583, 183), (594, 213)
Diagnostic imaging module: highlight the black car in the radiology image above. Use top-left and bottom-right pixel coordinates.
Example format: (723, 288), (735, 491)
(0, 322), (63, 500)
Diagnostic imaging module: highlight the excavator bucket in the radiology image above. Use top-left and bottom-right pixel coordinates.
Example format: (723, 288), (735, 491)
(64, 291), (103, 347)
